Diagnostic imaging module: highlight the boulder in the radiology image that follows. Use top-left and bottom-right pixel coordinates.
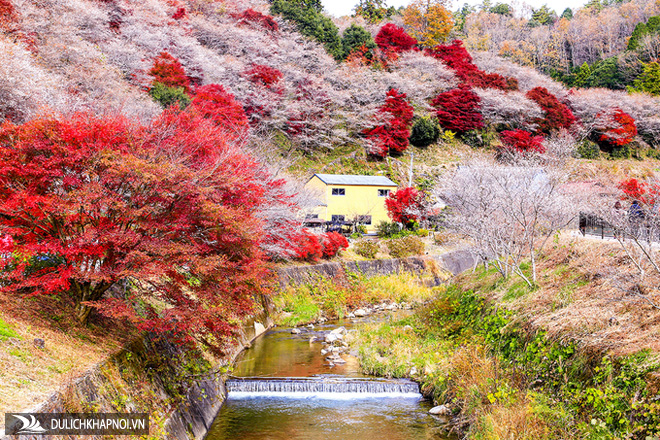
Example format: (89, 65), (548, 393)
(347, 312), (356, 319)
(330, 326), (346, 335)
(429, 405), (452, 416)
(354, 309), (367, 317)
(325, 333), (338, 343)
(291, 328), (301, 334)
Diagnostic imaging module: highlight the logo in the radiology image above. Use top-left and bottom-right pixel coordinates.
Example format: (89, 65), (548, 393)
(12, 414), (47, 434)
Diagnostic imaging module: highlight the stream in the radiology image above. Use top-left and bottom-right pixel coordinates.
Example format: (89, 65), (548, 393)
(204, 316), (451, 439)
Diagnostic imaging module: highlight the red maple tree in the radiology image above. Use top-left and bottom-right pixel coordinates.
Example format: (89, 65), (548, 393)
(385, 187), (426, 226)
(597, 108), (637, 147)
(375, 24), (417, 53)
(0, 107), (286, 354)
(148, 52), (191, 93)
(500, 129), (546, 154)
(525, 87), (576, 134)
(363, 88), (415, 157)
(431, 85), (484, 134)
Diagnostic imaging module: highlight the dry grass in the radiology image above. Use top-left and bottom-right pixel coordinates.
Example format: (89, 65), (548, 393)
(459, 234), (660, 356)
(0, 291), (135, 416)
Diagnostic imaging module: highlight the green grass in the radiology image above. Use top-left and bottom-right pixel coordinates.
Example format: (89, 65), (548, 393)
(0, 318), (19, 340)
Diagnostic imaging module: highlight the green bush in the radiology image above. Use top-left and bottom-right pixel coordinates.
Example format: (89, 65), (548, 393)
(386, 236), (425, 258)
(576, 139), (601, 159)
(341, 24), (375, 59)
(415, 228), (429, 237)
(377, 221), (402, 237)
(354, 239), (379, 259)
(149, 82), (191, 109)
(461, 128), (498, 149)
(610, 144), (631, 159)
(409, 116), (440, 148)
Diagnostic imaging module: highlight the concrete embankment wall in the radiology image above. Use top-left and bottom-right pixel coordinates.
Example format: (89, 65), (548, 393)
(277, 250), (478, 287)
(4, 250), (475, 440)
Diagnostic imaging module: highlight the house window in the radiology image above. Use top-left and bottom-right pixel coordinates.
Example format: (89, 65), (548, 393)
(331, 215), (345, 222)
(356, 215), (372, 225)
(378, 189), (391, 197)
(332, 188), (346, 196)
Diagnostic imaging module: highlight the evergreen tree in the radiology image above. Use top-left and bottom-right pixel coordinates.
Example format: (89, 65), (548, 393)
(560, 8), (573, 20)
(629, 62), (660, 96)
(341, 24), (376, 59)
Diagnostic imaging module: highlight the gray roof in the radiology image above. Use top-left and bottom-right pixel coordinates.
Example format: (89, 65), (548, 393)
(311, 174), (398, 187)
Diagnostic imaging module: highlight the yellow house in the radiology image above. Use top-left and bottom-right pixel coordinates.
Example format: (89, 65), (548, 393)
(305, 174), (398, 232)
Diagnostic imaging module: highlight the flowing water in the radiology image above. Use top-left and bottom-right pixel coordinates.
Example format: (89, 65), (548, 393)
(205, 318), (451, 440)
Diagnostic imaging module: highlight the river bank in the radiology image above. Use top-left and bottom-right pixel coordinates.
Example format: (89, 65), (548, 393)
(349, 245), (660, 439)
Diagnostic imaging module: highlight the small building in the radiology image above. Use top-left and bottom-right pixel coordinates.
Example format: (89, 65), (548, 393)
(305, 174), (398, 232)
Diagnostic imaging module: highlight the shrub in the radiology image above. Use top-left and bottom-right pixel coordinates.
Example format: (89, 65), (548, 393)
(148, 52), (191, 94)
(596, 108), (637, 149)
(354, 240), (379, 259)
(432, 85), (484, 134)
(149, 83), (191, 109)
(460, 128), (498, 148)
(415, 228), (429, 237)
(321, 232), (349, 258)
(577, 140), (601, 159)
(294, 229), (323, 262)
(525, 87), (576, 134)
(386, 236), (425, 258)
(237, 8), (279, 32)
(245, 64), (283, 89)
(377, 221), (402, 237)
(499, 129), (546, 155)
(375, 23), (418, 53)
(341, 24), (376, 60)
(409, 116), (440, 147)
(363, 88), (415, 157)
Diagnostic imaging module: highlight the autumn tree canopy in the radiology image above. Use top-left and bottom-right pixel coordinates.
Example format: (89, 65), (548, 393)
(403, 0), (453, 48)
(0, 99), (291, 354)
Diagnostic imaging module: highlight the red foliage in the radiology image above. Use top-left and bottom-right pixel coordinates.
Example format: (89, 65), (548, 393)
(525, 87), (576, 134)
(431, 85), (484, 134)
(385, 187), (426, 225)
(500, 129), (546, 154)
(321, 232), (349, 258)
(0, 0), (16, 27)
(363, 88), (414, 157)
(597, 108), (637, 147)
(0, 110), (290, 353)
(426, 40), (517, 91)
(149, 52), (191, 94)
(245, 64), (283, 89)
(294, 229), (324, 262)
(172, 7), (186, 19)
(292, 230), (348, 261)
(619, 179), (648, 202)
(375, 24), (417, 53)
(237, 8), (279, 32)
(190, 84), (249, 138)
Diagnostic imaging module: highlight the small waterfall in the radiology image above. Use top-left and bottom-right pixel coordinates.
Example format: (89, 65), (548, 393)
(226, 377), (421, 399)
